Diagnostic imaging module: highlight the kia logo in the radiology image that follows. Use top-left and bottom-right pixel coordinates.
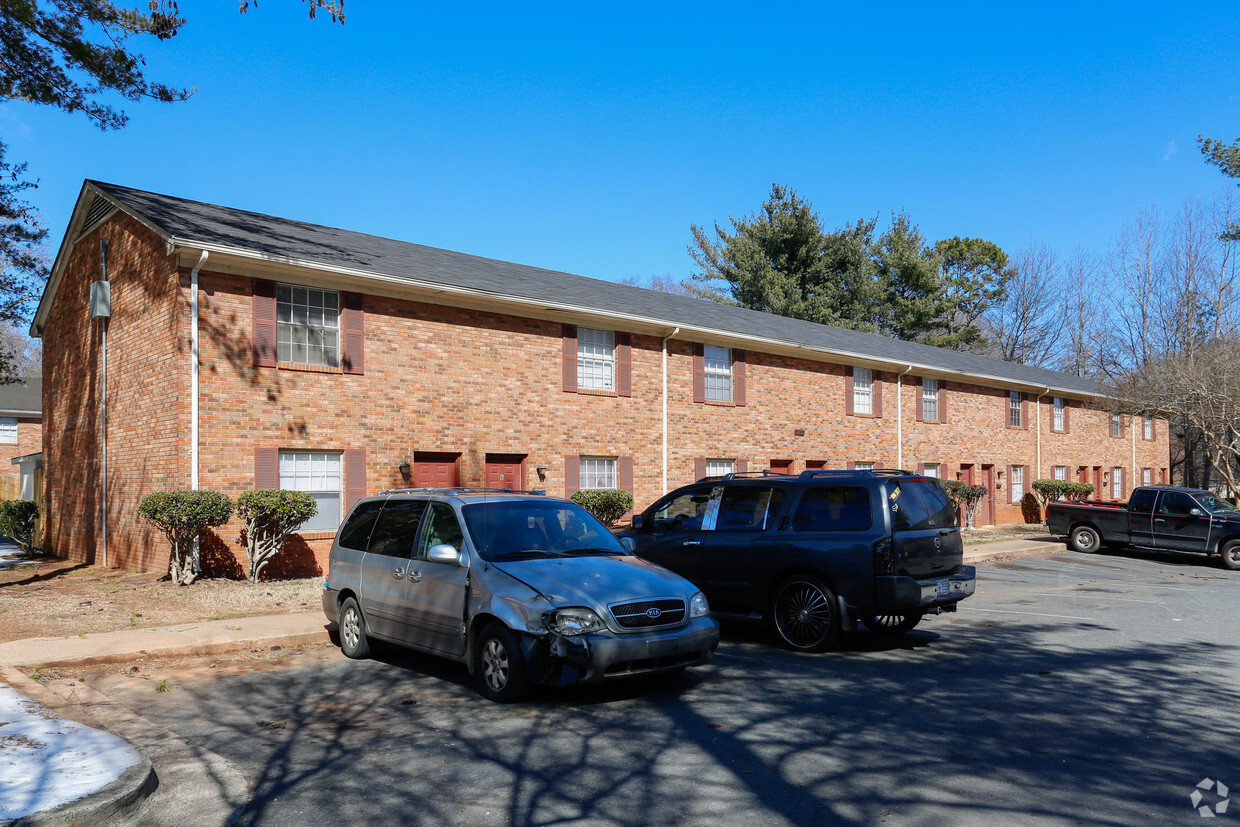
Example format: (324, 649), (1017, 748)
(645, 608), (663, 619)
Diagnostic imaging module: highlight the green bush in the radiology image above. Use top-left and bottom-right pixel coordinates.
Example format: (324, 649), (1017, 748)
(236, 490), (317, 583)
(942, 481), (988, 529)
(138, 490), (234, 585)
(570, 489), (634, 525)
(0, 499), (39, 555)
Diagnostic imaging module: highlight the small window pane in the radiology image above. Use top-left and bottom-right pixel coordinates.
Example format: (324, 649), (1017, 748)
(1111, 413), (1122, 437)
(705, 459), (734, 478)
(1009, 391), (1023, 428)
(0, 417), (18, 444)
(1053, 398), (1064, 431)
(277, 284), (341, 367)
(1112, 468), (1123, 499)
(854, 368), (873, 415)
(577, 328), (615, 390)
(922, 463), (939, 478)
(854, 461), (874, 471)
(579, 457), (617, 489)
(1053, 466), (1067, 481)
(279, 450), (343, 531)
(1144, 415), (1153, 440)
(1011, 466), (1024, 501)
(704, 346), (732, 402)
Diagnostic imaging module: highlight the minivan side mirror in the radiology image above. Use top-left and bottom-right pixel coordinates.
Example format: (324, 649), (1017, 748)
(427, 543), (464, 566)
(631, 514), (645, 530)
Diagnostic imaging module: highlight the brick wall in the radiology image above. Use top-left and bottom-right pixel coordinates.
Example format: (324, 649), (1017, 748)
(0, 418), (42, 476)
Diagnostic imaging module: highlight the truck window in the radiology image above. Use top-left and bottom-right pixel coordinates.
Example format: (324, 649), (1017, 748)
(1129, 489), (1157, 514)
(1158, 492), (1199, 516)
(791, 487), (872, 532)
(885, 480), (957, 531)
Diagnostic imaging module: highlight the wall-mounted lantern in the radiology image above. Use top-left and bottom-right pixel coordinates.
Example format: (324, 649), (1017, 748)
(536, 466), (548, 481)
(398, 461), (411, 482)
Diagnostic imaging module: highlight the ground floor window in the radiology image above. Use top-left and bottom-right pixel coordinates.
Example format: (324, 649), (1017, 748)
(279, 451), (342, 532)
(1111, 467), (1123, 499)
(705, 459), (735, 478)
(0, 416), (16, 444)
(854, 461), (875, 471)
(1053, 466), (1067, 481)
(1142, 467), (1152, 486)
(922, 463), (940, 478)
(1011, 465), (1025, 502)
(579, 456), (617, 489)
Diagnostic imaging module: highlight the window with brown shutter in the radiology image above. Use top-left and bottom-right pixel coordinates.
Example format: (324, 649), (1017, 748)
(733, 350), (746, 406)
(254, 447), (279, 489)
(844, 367), (854, 416)
(252, 279), (277, 367)
(345, 449), (366, 513)
(915, 377), (924, 422)
(873, 372), (883, 417)
(616, 332), (632, 397)
(564, 455), (580, 497)
(562, 325), (578, 392)
(692, 343), (705, 403)
(694, 458), (708, 480)
(341, 291), (365, 375)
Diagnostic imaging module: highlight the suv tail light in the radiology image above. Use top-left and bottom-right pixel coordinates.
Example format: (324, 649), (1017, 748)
(874, 538), (895, 576)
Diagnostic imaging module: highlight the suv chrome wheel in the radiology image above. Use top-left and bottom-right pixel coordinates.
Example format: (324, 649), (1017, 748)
(772, 576), (840, 652)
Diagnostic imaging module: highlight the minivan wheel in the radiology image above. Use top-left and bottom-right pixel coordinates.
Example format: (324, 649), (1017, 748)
(1069, 525), (1101, 553)
(474, 623), (529, 703)
(861, 613), (923, 636)
(771, 575), (841, 653)
(339, 597), (370, 659)
(1220, 540), (1240, 571)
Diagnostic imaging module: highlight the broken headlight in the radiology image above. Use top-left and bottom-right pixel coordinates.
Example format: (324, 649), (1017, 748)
(549, 607), (606, 636)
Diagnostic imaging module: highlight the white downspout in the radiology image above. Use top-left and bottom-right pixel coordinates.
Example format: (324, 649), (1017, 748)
(1131, 414), (1138, 495)
(190, 251), (208, 490)
(897, 366), (912, 469)
(661, 327), (680, 493)
(1036, 387), (1050, 480)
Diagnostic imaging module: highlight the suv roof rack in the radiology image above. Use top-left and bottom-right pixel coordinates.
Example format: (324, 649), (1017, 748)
(377, 486), (548, 496)
(797, 468), (912, 479)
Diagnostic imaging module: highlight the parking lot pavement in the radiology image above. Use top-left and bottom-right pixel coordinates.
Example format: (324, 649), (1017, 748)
(57, 548), (1239, 826)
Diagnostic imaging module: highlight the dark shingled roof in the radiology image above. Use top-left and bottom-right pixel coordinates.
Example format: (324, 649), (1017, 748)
(88, 180), (1101, 396)
(0, 378), (41, 414)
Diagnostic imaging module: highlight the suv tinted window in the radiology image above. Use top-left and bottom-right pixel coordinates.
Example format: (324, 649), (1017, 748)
(417, 502), (464, 559)
(791, 487), (872, 532)
(368, 499), (428, 559)
(337, 499), (385, 551)
(716, 487), (784, 531)
(651, 488), (712, 531)
(885, 480), (955, 531)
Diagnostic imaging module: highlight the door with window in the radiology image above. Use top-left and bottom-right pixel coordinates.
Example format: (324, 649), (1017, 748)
(1127, 488), (1157, 547)
(358, 499), (427, 640)
(635, 484), (719, 590)
(402, 501), (470, 655)
(1151, 491), (1212, 552)
(485, 453), (526, 490)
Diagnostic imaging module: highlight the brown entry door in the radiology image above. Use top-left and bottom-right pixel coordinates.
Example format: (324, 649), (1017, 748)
(979, 465), (994, 526)
(485, 453), (526, 490)
(413, 452), (460, 488)
(770, 459), (793, 476)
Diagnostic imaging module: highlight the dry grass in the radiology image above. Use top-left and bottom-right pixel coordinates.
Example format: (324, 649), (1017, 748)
(961, 523), (1052, 545)
(0, 554), (322, 644)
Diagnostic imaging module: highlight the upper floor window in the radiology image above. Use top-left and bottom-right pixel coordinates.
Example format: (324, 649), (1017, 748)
(1009, 391), (1023, 428)
(579, 456), (617, 489)
(854, 368), (874, 415)
(1053, 465), (1067, 481)
(1110, 413), (1122, 437)
(577, 328), (615, 391)
(0, 416), (16, 444)
(703, 346), (732, 402)
(705, 459), (735, 478)
(1143, 414), (1153, 440)
(922, 378), (939, 421)
(279, 450), (342, 532)
(1052, 397), (1065, 431)
(277, 284), (339, 367)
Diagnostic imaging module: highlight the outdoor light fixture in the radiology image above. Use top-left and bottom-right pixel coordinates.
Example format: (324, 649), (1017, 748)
(793, 428), (806, 436)
(536, 466), (548, 481)
(398, 461), (411, 481)
(995, 469), (1003, 490)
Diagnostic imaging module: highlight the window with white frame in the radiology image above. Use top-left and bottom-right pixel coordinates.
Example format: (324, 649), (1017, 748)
(1052, 397), (1065, 431)
(279, 451), (342, 532)
(579, 457), (618, 489)
(1053, 465), (1067, 481)
(1142, 467), (1152, 486)
(1111, 467), (1123, 499)
(703, 346), (732, 402)
(1143, 414), (1153, 440)
(1110, 412), (1122, 437)
(853, 367), (874, 415)
(922, 463), (940, 478)
(577, 328), (615, 391)
(1009, 391), (1023, 428)
(0, 417), (16, 444)
(854, 461), (875, 471)
(277, 284), (340, 367)
(1011, 465), (1025, 502)
(922, 378), (939, 421)
(705, 459), (735, 478)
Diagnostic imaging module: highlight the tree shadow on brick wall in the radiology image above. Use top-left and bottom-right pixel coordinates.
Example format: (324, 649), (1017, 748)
(200, 531), (245, 580)
(1020, 493), (1043, 524)
(251, 535), (323, 580)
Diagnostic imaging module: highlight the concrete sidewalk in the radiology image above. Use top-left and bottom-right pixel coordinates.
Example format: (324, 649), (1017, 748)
(1, 534), (1064, 825)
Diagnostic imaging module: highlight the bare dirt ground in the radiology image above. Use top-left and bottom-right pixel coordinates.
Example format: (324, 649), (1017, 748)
(0, 553), (323, 644)
(961, 523), (1050, 544)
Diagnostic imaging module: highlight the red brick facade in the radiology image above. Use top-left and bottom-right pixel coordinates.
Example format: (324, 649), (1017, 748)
(39, 208), (1170, 577)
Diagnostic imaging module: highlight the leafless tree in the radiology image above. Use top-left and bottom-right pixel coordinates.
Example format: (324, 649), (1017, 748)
(978, 242), (1066, 367)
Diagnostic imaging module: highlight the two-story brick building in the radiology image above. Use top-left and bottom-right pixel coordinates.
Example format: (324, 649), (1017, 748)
(32, 181), (1169, 576)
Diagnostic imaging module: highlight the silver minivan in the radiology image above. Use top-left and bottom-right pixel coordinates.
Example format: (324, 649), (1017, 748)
(322, 488), (720, 701)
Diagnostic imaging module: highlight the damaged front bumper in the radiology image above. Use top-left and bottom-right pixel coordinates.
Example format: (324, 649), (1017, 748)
(521, 616), (721, 686)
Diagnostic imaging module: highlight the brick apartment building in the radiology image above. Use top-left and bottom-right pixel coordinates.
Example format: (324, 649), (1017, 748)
(0, 378), (41, 501)
(31, 181), (1169, 576)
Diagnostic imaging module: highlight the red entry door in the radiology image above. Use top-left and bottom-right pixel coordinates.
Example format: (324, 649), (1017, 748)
(770, 459), (793, 475)
(413, 452), (460, 488)
(979, 465), (995, 526)
(485, 454), (526, 490)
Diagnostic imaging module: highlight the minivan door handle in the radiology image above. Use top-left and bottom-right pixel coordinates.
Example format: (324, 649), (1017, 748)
(408, 570), (422, 583)
(392, 567), (405, 579)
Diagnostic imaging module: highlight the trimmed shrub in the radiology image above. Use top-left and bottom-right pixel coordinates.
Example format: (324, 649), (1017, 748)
(0, 499), (39, 555)
(942, 480), (988, 529)
(138, 490), (234, 585)
(236, 489), (318, 583)
(570, 489), (634, 526)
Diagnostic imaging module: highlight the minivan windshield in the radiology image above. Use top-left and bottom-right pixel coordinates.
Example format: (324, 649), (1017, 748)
(462, 500), (628, 561)
(884, 479), (958, 531)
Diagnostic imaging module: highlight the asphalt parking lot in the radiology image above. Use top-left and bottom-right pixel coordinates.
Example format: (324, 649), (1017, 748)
(87, 549), (1240, 826)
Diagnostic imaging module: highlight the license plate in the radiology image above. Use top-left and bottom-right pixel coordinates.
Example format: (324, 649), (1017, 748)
(936, 580), (950, 597)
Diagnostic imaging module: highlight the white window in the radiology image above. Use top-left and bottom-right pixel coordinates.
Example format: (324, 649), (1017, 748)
(922, 463), (940, 478)
(1142, 467), (1152, 486)
(1009, 391), (1023, 428)
(1110, 413), (1122, 437)
(577, 328), (615, 391)
(705, 459), (735, 478)
(277, 284), (339, 367)
(1143, 414), (1153, 440)
(579, 457), (617, 489)
(0, 417), (16, 444)
(1112, 467), (1123, 499)
(1053, 465), (1067, 481)
(854, 461), (875, 471)
(279, 451), (342, 532)
(1011, 465), (1025, 502)
(922, 378), (939, 421)
(1052, 398), (1065, 431)
(853, 368), (873, 415)
(704, 346), (732, 402)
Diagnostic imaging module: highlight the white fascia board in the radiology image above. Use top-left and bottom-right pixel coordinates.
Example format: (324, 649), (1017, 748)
(174, 238), (1102, 401)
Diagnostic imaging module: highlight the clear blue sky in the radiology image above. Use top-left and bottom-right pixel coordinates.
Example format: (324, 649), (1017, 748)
(5, 1), (1240, 283)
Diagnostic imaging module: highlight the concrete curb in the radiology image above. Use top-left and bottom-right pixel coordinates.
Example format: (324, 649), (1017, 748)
(964, 538), (1067, 564)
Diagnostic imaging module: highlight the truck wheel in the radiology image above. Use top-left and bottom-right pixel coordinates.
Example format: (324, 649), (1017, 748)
(860, 613), (923, 636)
(771, 575), (841, 652)
(1220, 540), (1240, 571)
(1069, 525), (1101, 553)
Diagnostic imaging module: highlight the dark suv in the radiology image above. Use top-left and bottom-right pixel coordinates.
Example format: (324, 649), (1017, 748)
(626, 469), (976, 651)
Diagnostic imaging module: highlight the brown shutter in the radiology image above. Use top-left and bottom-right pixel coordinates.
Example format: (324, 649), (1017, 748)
(844, 367), (855, 416)
(1007, 465), (1014, 503)
(564, 455), (579, 498)
(917, 462), (925, 475)
(692, 343), (705, 403)
(733, 349), (746, 406)
(1065, 400), (1071, 434)
(252, 279), (277, 367)
(616, 332), (632, 397)
(562, 325), (577, 393)
(873, 372), (883, 417)
(341, 291), (365, 375)
(1151, 417), (1156, 440)
(1021, 394), (1029, 430)
(694, 458), (707, 480)
(846, 461), (856, 470)
(254, 448), (279, 489)
(939, 382), (948, 422)
(737, 459), (748, 474)
(915, 377), (924, 422)
(345, 449), (366, 512)
(618, 456), (633, 491)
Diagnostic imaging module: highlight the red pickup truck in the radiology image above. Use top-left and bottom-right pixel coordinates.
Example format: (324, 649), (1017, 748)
(1045, 485), (1240, 570)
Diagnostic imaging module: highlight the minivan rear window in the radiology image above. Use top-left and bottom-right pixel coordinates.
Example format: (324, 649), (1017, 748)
(885, 480), (956, 531)
(337, 500), (385, 551)
(791, 487), (872, 532)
